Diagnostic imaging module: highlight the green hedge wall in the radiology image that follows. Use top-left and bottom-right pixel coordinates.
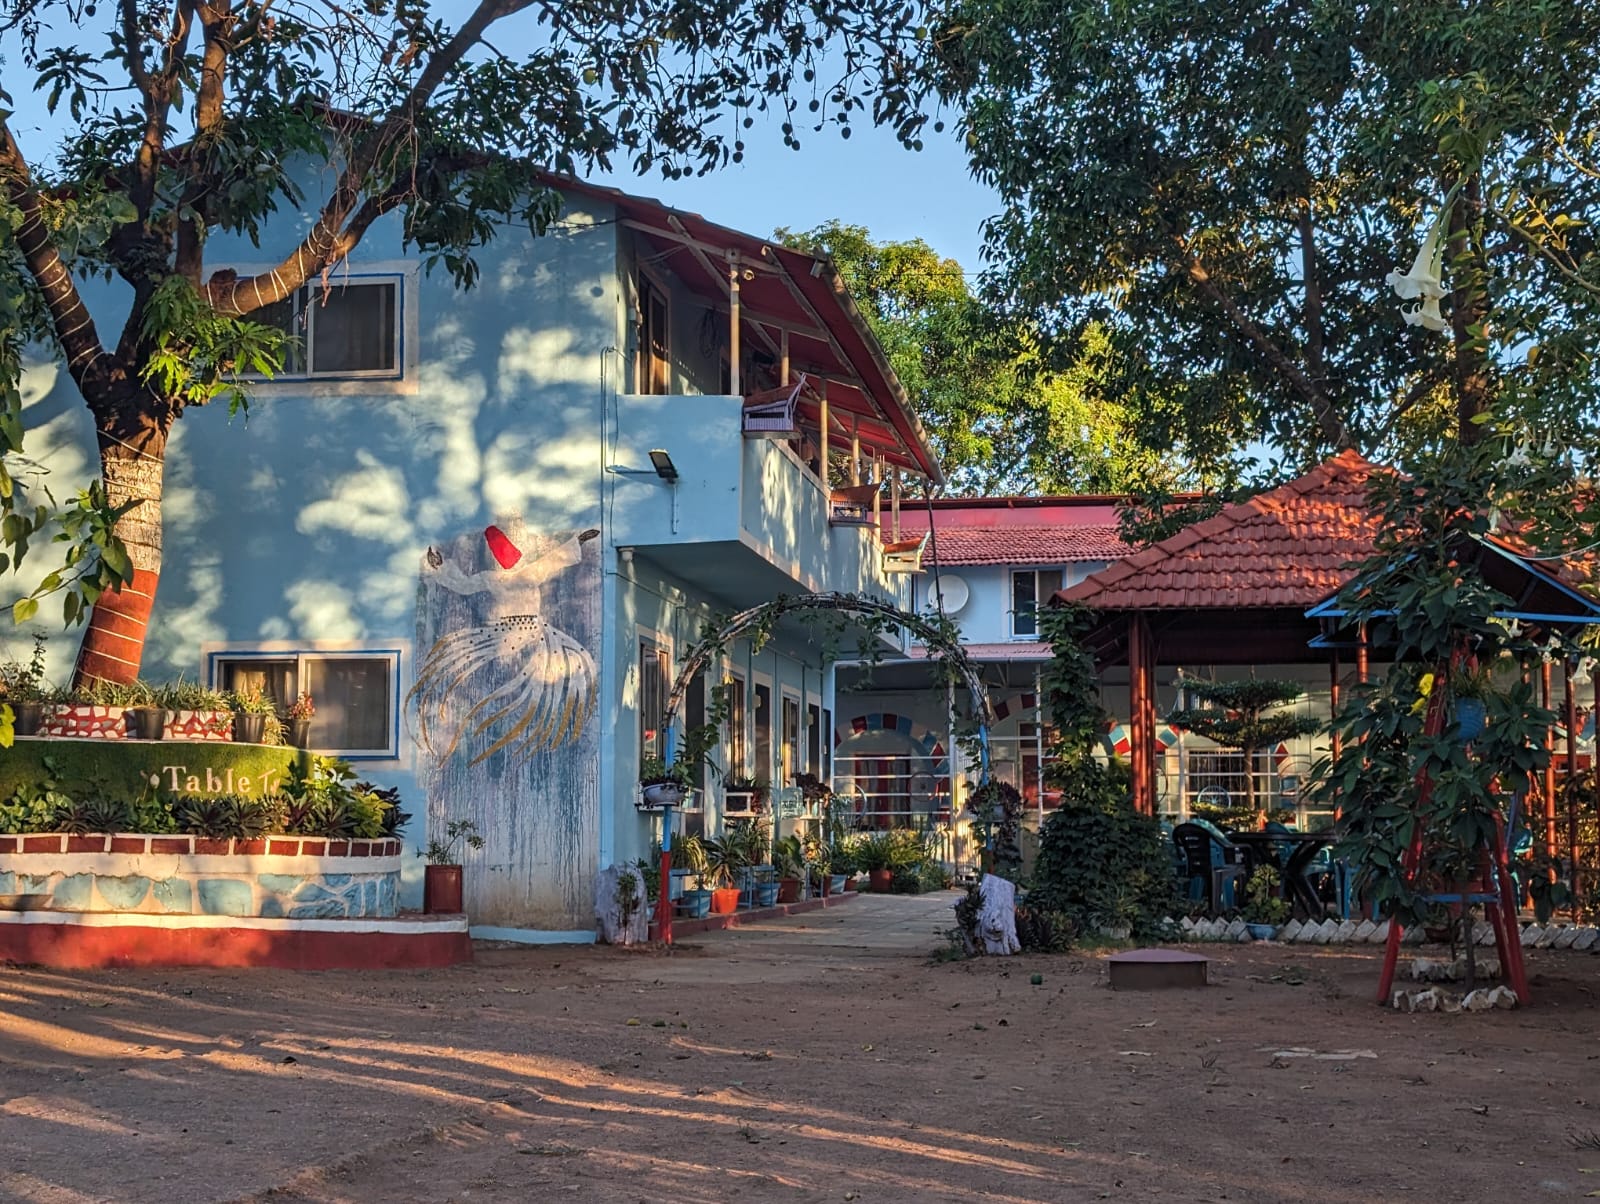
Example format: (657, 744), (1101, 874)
(0, 739), (309, 802)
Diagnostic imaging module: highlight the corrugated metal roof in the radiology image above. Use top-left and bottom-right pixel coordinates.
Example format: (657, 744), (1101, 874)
(928, 525), (1130, 566)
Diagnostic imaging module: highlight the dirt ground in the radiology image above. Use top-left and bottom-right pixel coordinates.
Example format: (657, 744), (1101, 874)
(3, 894), (1600, 1203)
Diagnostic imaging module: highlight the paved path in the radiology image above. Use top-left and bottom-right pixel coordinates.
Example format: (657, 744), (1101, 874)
(692, 890), (959, 957)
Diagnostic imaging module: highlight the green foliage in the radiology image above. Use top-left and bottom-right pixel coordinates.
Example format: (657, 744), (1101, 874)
(1168, 677), (1322, 817)
(139, 277), (291, 416)
(229, 687), (278, 715)
(775, 222), (1185, 494)
(172, 793), (280, 840)
(669, 833), (708, 876)
(1239, 866), (1290, 927)
(925, 0), (1600, 467)
(1036, 602), (1109, 764)
(282, 755), (390, 841)
(54, 792), (133, 835)
(1014, 905), (1075, 953)
(1307, 436), (1578, 925)
(0, 632), (51, 702)
(700, 834), (746, 889)
(1029, 759), (1177, 938)
(423, 819), (485, 866)
(638, 754), (692, 790)
(0, 755), (72, 833)
(967, 780), (1022, 880)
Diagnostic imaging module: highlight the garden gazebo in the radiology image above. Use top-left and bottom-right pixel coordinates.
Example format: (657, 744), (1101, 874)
(1057, 450), (1382, 815)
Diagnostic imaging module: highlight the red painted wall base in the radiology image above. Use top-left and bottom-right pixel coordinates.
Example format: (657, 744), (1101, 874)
(0, 915), (473, 970)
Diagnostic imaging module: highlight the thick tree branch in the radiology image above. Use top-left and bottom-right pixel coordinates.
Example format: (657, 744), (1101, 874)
(128, 0), (195, 219)
(0, 120), (113, 395)
(205, 0), (536, 315)
(175, 0), (234, 282)
(1181, 245), (1353, 450)
(1298, 204), (1325, 385)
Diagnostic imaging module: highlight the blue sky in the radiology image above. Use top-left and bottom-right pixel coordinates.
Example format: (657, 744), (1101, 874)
(591, 118), (999, 273)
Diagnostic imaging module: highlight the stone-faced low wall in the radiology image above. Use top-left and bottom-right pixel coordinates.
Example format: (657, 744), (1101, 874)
(0, 835), (402, 919)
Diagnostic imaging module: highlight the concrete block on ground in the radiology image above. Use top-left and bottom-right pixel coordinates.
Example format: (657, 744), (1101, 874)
(1521, 924), (1542, 947)
(1572, 927), (1597, 952)
(1553, 925), (1579, 949)
(1370, 920), (1391, 944)
(1354, 919), (1377, 942)
(1335, 919), (1358, 943)
(1281, 919), (1302, 942)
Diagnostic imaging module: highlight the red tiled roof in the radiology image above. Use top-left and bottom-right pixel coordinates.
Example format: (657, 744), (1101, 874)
(1059, 450), (1381, 611)
(928, 525), (1130, 566)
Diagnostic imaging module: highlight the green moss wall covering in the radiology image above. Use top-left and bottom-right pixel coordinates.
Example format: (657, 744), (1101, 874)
(0, 739), (309, 801)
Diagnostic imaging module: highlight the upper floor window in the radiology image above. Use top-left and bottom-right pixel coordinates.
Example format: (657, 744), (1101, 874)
(639, 636), (670, 760)
(1010, 568), (1064, 638)
(636, 273), (671, 395)
(257, 275), (404, 380)
(206, 645), (401, 758)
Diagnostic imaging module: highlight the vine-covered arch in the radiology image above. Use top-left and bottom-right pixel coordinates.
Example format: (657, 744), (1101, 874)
(663, 591), (995, 779)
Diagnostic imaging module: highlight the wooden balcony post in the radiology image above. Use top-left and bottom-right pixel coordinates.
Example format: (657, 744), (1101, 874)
(817, 378), (829, 489)
(728, 251), (742, 396)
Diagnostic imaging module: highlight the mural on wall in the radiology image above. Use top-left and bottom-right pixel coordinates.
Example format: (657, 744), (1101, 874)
(409, 525), (599, 764)
(411, 522), (600, 929)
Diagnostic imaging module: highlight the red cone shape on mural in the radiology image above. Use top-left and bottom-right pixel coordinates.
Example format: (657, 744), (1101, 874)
(484, 525), (522, 570)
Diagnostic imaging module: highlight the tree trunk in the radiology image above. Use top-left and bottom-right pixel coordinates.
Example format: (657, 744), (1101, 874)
(72, 416), (171, 688)
(1450, 173), (1491, 445)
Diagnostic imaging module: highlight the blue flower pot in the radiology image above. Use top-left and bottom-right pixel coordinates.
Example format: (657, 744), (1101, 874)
(1246, 922), (1277, 941)
(1456, 698), (1487, 742)
(755, 881), (780, 907)
(678, 889), (712, 919)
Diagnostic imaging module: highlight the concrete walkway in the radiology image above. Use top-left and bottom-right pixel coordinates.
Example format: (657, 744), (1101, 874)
(692, 889), (960, 958)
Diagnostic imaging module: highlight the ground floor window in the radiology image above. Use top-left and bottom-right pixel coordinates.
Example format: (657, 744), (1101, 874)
(206, 646), (400, 757)
(639, 636), (669, 762)
(723, 674), (747, 775)
(753, 682), (772, 782)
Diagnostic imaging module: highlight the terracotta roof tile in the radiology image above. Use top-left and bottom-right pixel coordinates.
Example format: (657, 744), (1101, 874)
(1059, 450), (1381, 611)
(928, 524), (1129, 566)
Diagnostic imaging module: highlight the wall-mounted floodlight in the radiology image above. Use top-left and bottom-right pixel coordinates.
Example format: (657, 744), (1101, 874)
(648, 449), (678, 482)
(809, 259), (825, 278)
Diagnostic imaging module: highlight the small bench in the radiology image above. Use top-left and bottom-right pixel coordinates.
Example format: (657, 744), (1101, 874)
(829, 482), (878, 526)
(741, 373), (808, 439)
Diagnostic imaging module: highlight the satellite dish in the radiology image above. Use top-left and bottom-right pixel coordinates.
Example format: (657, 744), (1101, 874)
(924, 574), (969, 615)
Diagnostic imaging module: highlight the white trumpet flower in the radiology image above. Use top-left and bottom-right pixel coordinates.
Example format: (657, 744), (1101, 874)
(1387, 220), (1447, 301)
(1571, 659), (1593, 687)
(1402, 295), (1449, 331)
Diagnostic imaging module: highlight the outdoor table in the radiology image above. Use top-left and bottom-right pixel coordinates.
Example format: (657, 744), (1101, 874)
(1225, 830), (1340, 916)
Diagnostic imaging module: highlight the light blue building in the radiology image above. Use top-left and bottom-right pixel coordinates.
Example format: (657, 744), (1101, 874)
(16, 175), (944, 938)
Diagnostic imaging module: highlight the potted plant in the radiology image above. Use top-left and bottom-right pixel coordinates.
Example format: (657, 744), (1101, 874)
(701, 835), (746, 914)
(638, 755), (693, 809)
(827, 839), (852, 895)
(1240, 865), (1290, 940)
(420, 818), (485, 914)
(1448, 664), (1498, 743)
(159, 679), (234, 739)
(774, 834), (806, 903)
(723, 773), (767, 815)
(230, 686), (276, 744)
(795, 771), (831, 812)
(123, 679), (168, 740)
(287, 692), (315, 749)
(856, 832), (895, 893)
(728, 818), (774, 906)
(671, 834), (711, 916)
(0, 633), (51, 736)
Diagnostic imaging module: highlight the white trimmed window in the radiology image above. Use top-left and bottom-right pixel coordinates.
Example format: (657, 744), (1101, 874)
(204, 645), (402, 759)
(255, 275), (404, 379)
(1010, 568), (1064, 638)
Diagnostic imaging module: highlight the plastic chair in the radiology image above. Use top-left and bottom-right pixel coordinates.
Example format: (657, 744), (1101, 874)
(1172, 823), (1246, 912)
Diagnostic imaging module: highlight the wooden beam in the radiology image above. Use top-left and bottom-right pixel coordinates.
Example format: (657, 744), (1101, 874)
(665, 215), (783, 368)
(1566, 666), (1581, 914)
(622, 219), (780, 271)
(727, 250), (741, 397)
(1128, 614), (1156, 815)
(818, 379), (829, 492)
(1543, 660), (1557, 859)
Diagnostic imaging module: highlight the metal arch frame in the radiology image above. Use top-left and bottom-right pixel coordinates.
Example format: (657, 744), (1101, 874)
(661, 591), (996, 781)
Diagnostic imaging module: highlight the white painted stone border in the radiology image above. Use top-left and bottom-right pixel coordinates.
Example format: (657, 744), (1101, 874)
(1172, 916), (1600, 950)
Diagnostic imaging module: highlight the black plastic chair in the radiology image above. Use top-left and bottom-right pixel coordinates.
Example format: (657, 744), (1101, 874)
(1173, 822), (1246, 912)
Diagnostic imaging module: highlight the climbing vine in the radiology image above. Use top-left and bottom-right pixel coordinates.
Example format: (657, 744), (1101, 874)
(1308, 432), (1589, 925)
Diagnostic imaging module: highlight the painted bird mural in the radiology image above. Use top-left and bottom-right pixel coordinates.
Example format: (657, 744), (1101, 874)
(407, 526), (599, 766)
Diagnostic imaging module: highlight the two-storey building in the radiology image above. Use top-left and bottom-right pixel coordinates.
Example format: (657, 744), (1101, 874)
(17, 174), (942, 938)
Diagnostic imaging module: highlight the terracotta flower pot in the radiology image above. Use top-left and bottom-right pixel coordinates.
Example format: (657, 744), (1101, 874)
(710, 886), (741, 915)
(290, 717), (313, 749)
(868, 869), (893, 893)
(423, 864), (464, 914)
(777, 876), (803, 904)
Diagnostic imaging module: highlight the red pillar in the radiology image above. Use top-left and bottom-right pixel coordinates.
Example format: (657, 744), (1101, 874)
(1567, 668), (1581, 915)
(1127, 614), (1157, 816)
(1542, 661), (1558, 859)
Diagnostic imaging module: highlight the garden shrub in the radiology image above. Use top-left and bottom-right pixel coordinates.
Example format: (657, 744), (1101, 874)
(1027, 758), (1177, 938)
